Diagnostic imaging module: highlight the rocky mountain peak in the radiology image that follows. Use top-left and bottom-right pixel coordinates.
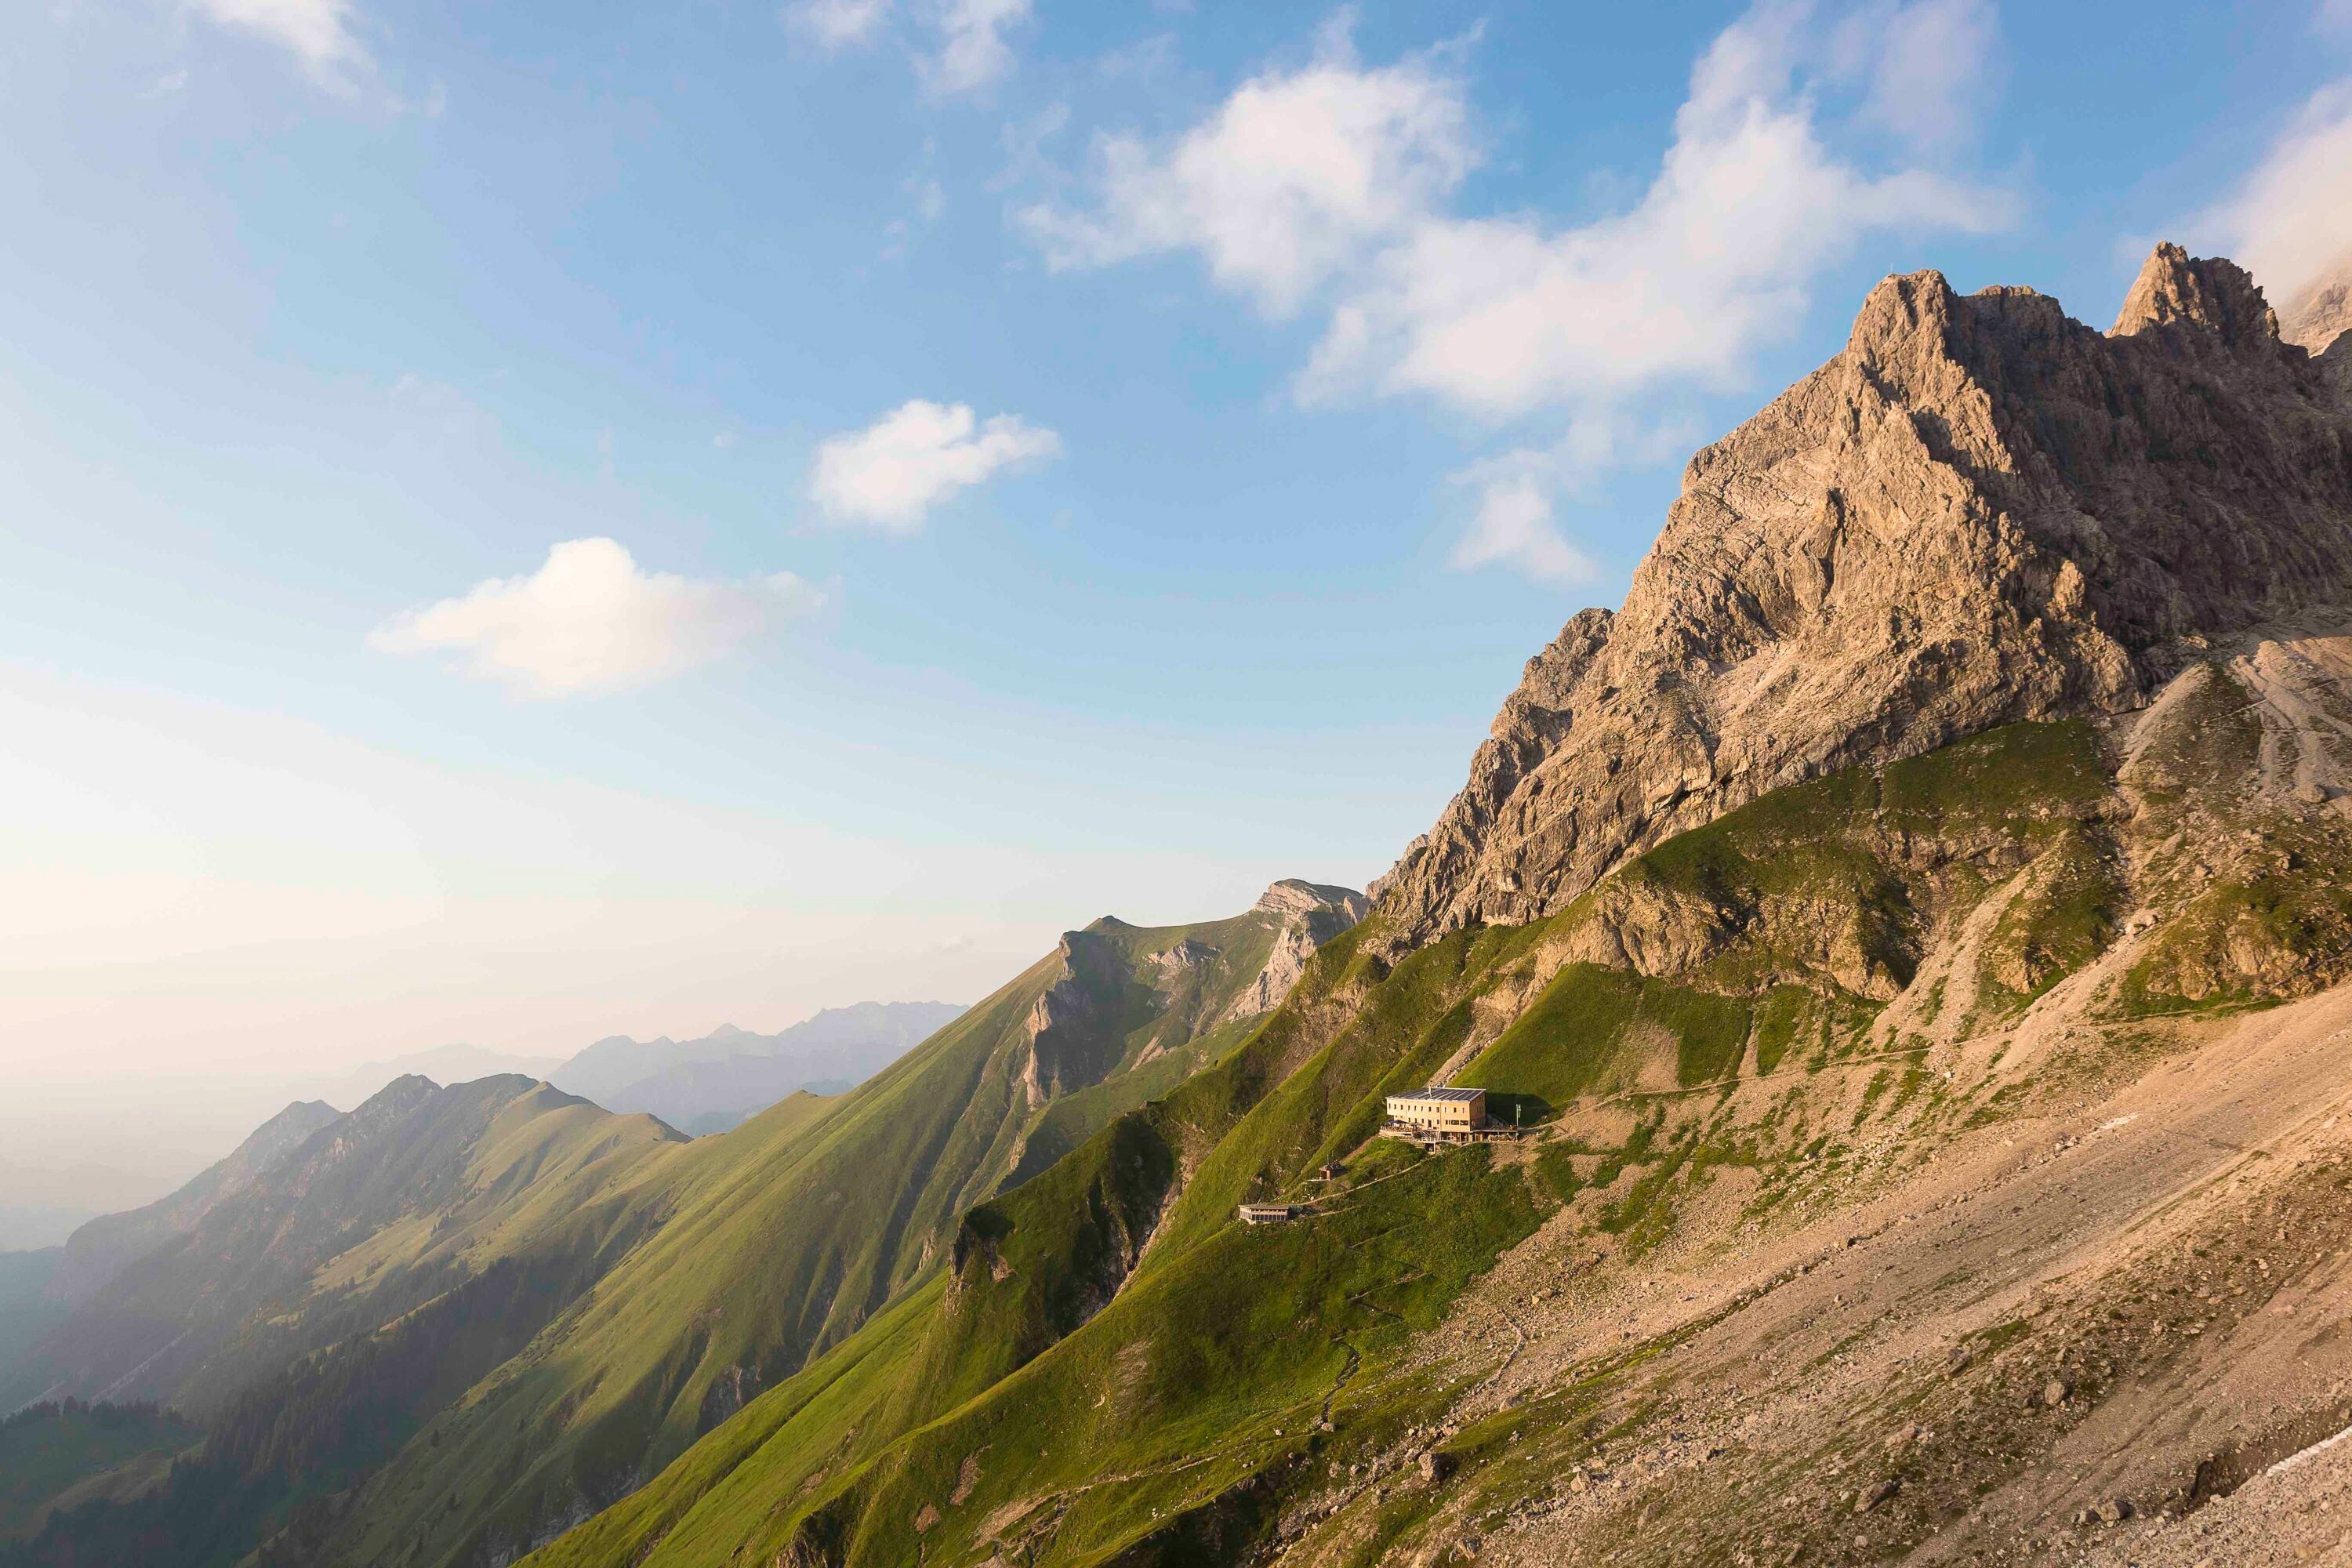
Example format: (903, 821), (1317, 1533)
(1372, 244), (2352, 957)
(2111, 239), (2279, 345)
(2282, 243), (2352, 355)
(1254, 878), (1371, 920)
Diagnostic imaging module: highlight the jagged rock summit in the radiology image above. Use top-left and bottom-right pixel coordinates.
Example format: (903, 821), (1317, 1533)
(2111, 240), (2279, 343)
(1374, 243), (2352, 955)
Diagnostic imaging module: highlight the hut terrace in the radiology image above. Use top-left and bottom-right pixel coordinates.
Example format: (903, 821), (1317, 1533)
(1239, 1203), (1303, 1225)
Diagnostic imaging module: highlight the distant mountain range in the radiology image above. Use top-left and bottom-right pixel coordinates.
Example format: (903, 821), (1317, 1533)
(543, 1001), (969, 1133)
(306, 1002), (969, 1138)
(310, 1044), (565, 1109)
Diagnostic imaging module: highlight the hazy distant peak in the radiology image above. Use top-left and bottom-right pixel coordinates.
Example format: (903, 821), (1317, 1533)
(547, 1000), (971, 1127)
(257, 1099), (339, 1134)
(2281, 244), (2352, 355)
(355, 1074), (443, 1116)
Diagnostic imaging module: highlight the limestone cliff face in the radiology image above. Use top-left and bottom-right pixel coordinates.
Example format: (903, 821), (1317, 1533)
(1374, 243), (2352, 955)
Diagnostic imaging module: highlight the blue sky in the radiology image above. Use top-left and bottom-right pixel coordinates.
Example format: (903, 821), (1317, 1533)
(4, 0), (2350, 1160)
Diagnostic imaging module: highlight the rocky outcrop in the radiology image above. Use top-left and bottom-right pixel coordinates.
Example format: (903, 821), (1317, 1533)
(1254, 879), (1370, 923)
(1374, 244), (2352, 956)
(1021, 884), (1371, 1098)
(1222, 881), (1371, 1022)
(2112, 242), (2278, 344)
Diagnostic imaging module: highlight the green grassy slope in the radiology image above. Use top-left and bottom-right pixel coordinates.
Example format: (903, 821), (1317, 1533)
(0, 1403), (194, 1541)
(6, 1078), (691, 1417)
(525, 720), (2172, 1568)
(0, 1083), (696, 1568)
(322, 895), (1348, 1568)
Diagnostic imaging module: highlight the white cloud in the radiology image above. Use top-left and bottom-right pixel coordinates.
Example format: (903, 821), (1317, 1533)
(786, 0), (892, 50)
(1446, 413), (1692, 585)
(2324, 0), (2352, 34)
(1020, 30), (1474, 315)
(188, 0), (368, 84)
(1028, 4), (2005, 418)
(2203, 80), (2352, 308)
(1849, 0), (1998, 152)
(370, 538), (822, 698)
(924, 0), (1033, 96)
(1450, 476), (1597, 585)
(788, 0), (1033, 96)
(1301, 6), (2013, 416)
(808, 400), (1061, 530)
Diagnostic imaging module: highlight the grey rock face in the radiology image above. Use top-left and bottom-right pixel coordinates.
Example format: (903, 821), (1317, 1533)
(1374, 244), (2352, 956)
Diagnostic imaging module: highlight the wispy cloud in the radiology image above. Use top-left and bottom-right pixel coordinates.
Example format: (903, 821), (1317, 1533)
(785, 0), (893, 50)
(189, 0), (370, 87)
(1449, 477), (1597, 585)
(1446, 413), (1696, 585)
(1841, 0), (2000, 153)
(370, 539), (822, 698)
(924, 0), (1033, 96)
(808, 400), (1061, 531)
(786, 0), (1034, 96)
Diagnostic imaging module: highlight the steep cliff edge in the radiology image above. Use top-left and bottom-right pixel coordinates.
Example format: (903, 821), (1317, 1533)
(1374, 243), (2352, 956)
